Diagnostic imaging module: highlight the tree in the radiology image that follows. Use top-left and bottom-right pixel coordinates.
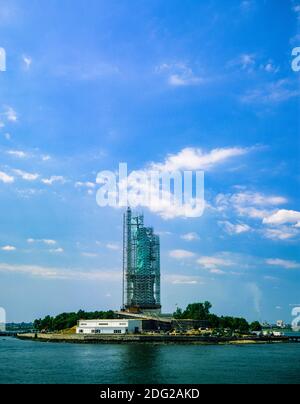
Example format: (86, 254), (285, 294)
(250, 321), (262, 332)
(172, 303), (252, 332)
(173, 307), (183, 319)
(208, 314), (220, 328)
(34, 310), (117, 332)
(182, 302), (212, 320)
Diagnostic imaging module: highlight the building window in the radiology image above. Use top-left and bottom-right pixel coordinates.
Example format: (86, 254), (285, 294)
(114, 329), (122, 334)
(79, 329), (83, 333)
(95, 329), (101, 334)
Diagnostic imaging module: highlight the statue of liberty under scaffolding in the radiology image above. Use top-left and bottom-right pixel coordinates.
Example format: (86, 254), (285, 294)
(122, 207), (161, 315)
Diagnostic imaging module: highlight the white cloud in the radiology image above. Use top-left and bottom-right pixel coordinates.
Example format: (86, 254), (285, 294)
(4, 106), (17, 122)
(228, 53), (256, 72)
(263, 209), (300, 225)
(43, 239), (57, 245)
(7, 150), (27, 158)
(75, 181), (95, 188)
(121, 169), (205, 218)
(266, 258), (300, 269)
(13, 169), (39, 181)
(239, 54), (256, 70)
(27, 238), (57, 245)
(219, 220), (251, 235)
(181, 232), (199, 241)
(231, 192), (287, 207)
(235, 206), (271, 219)
(157, 231), (172, 236)
(42, 155), (51, 161)
(1, 245), (16, 251)
(210, 268), (225, 275)
(22, 55), (32, 69)
(98, 146), (253, 220)
(242, 79), (300, 104)
(41, 176), (65, 185)
(215, 191), (287, 221)
(49, 248), (64, 253)
(164, 274), (202, 285)
(0, 171), (14, 183)
(262, 227), (298, 241)
(16, 188), (43, 199)
(151, 146), (250, 172)
(106, 243), (120, 251)
(214, 190), (299, 241)
(156, 63), (204, 87)
(197, 256), (233, 269)
(169, 74), (202, 87)
(169, 249), (195, 259)
(0, 262), (121, 281)
(263, 62), (279, 74)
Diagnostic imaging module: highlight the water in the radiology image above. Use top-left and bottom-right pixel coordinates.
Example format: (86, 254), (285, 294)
(0, 337), (300, 384)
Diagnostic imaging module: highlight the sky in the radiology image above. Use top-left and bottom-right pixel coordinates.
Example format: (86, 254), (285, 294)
(0, 0), (299, 323)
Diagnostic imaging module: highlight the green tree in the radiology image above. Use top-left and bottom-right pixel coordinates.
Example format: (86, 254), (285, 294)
(250, 321), (262, 331)
(173, 307), (183, 319)
(182, 302), (212, 320)
(34, 309), (117, 331)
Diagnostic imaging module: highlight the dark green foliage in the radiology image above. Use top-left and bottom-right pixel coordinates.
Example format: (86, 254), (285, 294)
(33, 310), (116, 332)
(250, 321), (262, 331)
(173, 302), (253, 332)
(173, 301), (212, 320)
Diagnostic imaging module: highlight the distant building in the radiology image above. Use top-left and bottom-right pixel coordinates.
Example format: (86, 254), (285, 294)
(276, 320), (285, 328)
(76, 319), (143, 335)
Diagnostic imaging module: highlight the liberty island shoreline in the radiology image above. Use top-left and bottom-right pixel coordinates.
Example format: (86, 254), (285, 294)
(16, 332), (298, 345)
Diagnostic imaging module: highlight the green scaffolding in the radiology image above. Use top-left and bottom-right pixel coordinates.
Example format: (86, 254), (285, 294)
(123, 207), (161, 310)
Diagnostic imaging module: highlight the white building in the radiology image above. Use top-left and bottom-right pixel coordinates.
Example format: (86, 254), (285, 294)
(76, 319), (143, 335)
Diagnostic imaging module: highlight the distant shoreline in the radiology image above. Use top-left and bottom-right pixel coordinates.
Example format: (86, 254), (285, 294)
(16, 333), (296, 345)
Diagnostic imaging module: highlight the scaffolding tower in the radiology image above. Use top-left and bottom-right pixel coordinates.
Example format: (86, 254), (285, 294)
(123, 207), (161, 312)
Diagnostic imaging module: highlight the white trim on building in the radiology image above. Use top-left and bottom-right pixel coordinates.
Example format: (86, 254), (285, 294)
(76, 319), (142, 335)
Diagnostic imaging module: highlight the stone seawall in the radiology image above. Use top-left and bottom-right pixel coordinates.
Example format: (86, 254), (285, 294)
(17, 333), (290, 345)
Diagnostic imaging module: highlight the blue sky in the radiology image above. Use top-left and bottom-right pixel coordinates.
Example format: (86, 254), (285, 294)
(0, 0), (299, 323)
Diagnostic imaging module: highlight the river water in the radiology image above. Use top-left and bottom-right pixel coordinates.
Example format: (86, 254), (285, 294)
(0, 337), (299, 384)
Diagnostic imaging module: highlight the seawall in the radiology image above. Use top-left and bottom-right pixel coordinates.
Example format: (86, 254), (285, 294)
(16, 333), (291, 345)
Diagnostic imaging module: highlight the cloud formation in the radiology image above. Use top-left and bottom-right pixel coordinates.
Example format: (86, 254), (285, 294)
(169, 249), (195, 259)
